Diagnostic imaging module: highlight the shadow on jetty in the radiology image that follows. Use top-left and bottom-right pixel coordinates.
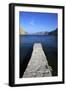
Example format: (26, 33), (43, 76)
(19, 44), (33, 78)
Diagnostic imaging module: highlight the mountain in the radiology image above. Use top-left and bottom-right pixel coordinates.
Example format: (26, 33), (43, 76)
(30, 28), (57, 35)
(19, 27), (57, 35)
(48, 28), (57, 35)
(19, 27), (27, 35)
(34, 31), (48, 35)
(34, 28), (58, 36)
(30, 31), (49, 35)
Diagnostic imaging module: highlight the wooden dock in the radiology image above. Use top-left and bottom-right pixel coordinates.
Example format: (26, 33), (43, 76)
(23, 43), (52, 78)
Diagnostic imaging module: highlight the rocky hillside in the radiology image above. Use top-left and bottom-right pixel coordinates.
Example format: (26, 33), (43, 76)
(49, 28), (57, 36)
(19, 27), (27, 35)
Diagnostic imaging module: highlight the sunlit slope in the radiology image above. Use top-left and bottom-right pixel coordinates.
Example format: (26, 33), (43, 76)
(19, 27), (27, 35)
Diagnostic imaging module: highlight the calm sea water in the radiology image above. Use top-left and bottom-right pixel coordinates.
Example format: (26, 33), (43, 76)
(20, 35), (57, 78)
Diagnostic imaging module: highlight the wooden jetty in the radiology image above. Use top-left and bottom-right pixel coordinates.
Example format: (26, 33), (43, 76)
(23, 43), (52, 78)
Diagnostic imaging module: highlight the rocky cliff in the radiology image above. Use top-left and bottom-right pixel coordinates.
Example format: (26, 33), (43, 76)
(19, 27), (27, 35)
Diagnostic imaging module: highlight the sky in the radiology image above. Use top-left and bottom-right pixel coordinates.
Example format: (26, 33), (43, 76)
(19, 12), (58, 33)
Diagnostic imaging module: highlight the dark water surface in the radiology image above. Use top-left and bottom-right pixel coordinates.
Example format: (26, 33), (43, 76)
(20, 35), (57, 78)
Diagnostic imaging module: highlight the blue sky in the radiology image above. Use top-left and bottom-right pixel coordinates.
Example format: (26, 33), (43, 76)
(19, 12), (58, 33)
